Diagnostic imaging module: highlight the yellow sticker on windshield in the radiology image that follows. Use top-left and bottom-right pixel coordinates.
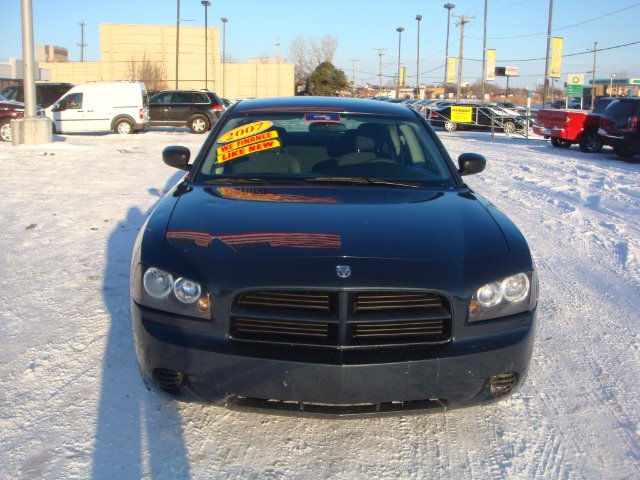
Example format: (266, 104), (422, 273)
(216, 129), (279, 157)
(217, 121), (273, 143)
(217, 139), (281, 163)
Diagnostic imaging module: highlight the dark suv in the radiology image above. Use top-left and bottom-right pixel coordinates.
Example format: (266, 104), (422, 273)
(0, 94), (46, 142)
(0, 82), (73, 108)
(599, 97), (640, 160)
(148, 90), (225, 133)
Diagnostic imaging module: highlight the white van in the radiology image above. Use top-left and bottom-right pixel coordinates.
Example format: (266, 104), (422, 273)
(46, 81), (149, 134)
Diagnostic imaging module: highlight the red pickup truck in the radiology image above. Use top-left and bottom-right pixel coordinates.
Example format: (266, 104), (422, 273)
(533, 98), (615, 153)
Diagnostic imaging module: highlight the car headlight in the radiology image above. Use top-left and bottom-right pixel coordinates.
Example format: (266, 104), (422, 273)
(133, 265), (211, 320)
(469, 271), (537, 322)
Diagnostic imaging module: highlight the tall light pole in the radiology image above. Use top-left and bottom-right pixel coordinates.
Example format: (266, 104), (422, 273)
(542, 0), (554, 107)
(78, 20), (87, 63)
(221, 17), (228, 98)
(443, 3), (456, 95)
(481, 0), (488, 103)
(609, 73), (616, 96)
(396, 27), (404, 98)
(591, 41), (597, 109)
(175, 0), (180, 89)
(416, 15), (422, 99)
(201, 1), (210, 89)
(373, 48), (386, 95)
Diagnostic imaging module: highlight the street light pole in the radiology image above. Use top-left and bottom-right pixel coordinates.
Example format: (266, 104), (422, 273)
(481, 0), (488, 103)
(542, 0), (554, 107)
(591, 41), (597, 109)
(175, 0), (180, 89)
(221, 17), (228, 98)
(609, 73), (616, 96)
(443, 3), (456, 95)
(396, 27), (404, 99)
(201, 1), (210, 89)
(416, 15), (422, 99)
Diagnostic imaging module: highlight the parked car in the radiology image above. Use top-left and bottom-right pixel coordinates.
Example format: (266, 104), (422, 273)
(495, 101), (527, 114)
(148, 90), (225, 133)
(45, 81), (149, 135)
(0, 82), (73, 108)
(430, 103), (528, 133)
(130, 96), (538, 414)
(599, 97), (640, 160)
(0, 94), (46, 142)
(533, 97), (615, 152)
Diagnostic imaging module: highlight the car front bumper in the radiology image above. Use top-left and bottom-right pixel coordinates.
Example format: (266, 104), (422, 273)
(132, 302), (536, 414)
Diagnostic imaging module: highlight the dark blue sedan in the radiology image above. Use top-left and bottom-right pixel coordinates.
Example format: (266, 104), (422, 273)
(130, 96), (538, 415)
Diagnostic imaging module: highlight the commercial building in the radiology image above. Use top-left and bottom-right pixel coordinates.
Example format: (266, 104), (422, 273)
(37, 23), (294, 99)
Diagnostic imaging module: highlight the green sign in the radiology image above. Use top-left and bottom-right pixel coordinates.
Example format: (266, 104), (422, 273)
(567, 84), (584, 97)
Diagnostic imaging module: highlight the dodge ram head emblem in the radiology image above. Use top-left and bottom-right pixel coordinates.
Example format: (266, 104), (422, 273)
(336, 265), (351, 278)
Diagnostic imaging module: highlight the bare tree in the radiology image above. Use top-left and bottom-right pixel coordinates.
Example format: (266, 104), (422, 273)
(127, 54), (167, 92)
(289, 35), (338, 90)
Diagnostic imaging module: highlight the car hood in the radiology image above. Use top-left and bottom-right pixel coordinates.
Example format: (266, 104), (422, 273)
(0, 99), (25, 109)
(163, 184), (511, 263)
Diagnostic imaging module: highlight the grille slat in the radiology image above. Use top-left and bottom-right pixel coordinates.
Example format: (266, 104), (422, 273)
(230, 290), (451, 347)
(238, 291), (330, 311)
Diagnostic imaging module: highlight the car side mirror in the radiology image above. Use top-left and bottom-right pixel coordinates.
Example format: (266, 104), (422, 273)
(52, 103), (63, 112)
(163, 145), (191, 171)
(458, 152), (486, 176)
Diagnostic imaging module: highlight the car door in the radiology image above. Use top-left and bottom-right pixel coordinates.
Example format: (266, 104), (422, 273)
(149, 92), (174, 125)
(170, 91), (196, 125)
(49, 92), (85, 132)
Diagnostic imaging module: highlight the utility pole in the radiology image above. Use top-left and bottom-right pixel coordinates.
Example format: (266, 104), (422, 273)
(175, 0), (180, 89)
(373, 48), (386, 96)
(78, 20), (87, 62)
(481, 0), (488, 103)
(416, 15), (422, 99)
(454, 15), (473, 102)
(348, 59), (358, 97)
(591, 41), (597, 109)
(542, 0), (554, 108)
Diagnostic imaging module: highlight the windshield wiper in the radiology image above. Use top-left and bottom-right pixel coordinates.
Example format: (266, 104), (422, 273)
(205, 176), (302, 185)
(304, 176), (420, 188)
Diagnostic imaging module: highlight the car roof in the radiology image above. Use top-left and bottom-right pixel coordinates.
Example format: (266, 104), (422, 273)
(230, 96), (417, 118)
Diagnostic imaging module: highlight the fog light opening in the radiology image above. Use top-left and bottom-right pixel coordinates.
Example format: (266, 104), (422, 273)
(153, 368), (184, 392)
(488, 372), (517, 398)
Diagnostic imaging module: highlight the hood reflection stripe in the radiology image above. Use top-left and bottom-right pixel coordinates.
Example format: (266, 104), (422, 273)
(166, 230), (342, 250)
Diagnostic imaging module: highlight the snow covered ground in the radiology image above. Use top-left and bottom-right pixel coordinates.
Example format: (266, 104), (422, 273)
(0, 127), (638, 479)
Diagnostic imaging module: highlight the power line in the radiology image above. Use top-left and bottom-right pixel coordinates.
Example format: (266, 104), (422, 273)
(468, 2), (640, 40)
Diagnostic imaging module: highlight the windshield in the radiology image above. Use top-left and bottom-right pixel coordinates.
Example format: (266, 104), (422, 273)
(0, 94), (7, 102)
(196, 112), (456, 188)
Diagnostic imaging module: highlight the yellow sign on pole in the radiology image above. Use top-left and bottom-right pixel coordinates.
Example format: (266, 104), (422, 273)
(447, 57), (456, 84)
(486, 49), (496, 81)
(400, 66), (406, 87)
(550, 37), (564, 78)
(451, 106), (473, 123)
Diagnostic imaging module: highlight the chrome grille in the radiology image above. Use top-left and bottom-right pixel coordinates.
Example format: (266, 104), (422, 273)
(230, 290), (451, 348)
(237, 290), (330, 311)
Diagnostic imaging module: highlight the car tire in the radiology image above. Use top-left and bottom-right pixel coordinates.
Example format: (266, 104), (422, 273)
(578, 131), (603, 153)
(444, 121), (457, 132)
(613, 145), (636, 159)
(114, 118), (134, 135)
(0, 119), (11, 142)
(550, 137), (571, 148)
(189, 115), (210, 134)
(502, 121), (516, 134)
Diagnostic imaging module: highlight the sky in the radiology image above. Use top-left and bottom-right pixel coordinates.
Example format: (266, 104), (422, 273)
(1, 0), (639, 90)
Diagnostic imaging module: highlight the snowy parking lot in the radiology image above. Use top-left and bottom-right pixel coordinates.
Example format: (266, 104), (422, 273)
(1, 128), (638, 479)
